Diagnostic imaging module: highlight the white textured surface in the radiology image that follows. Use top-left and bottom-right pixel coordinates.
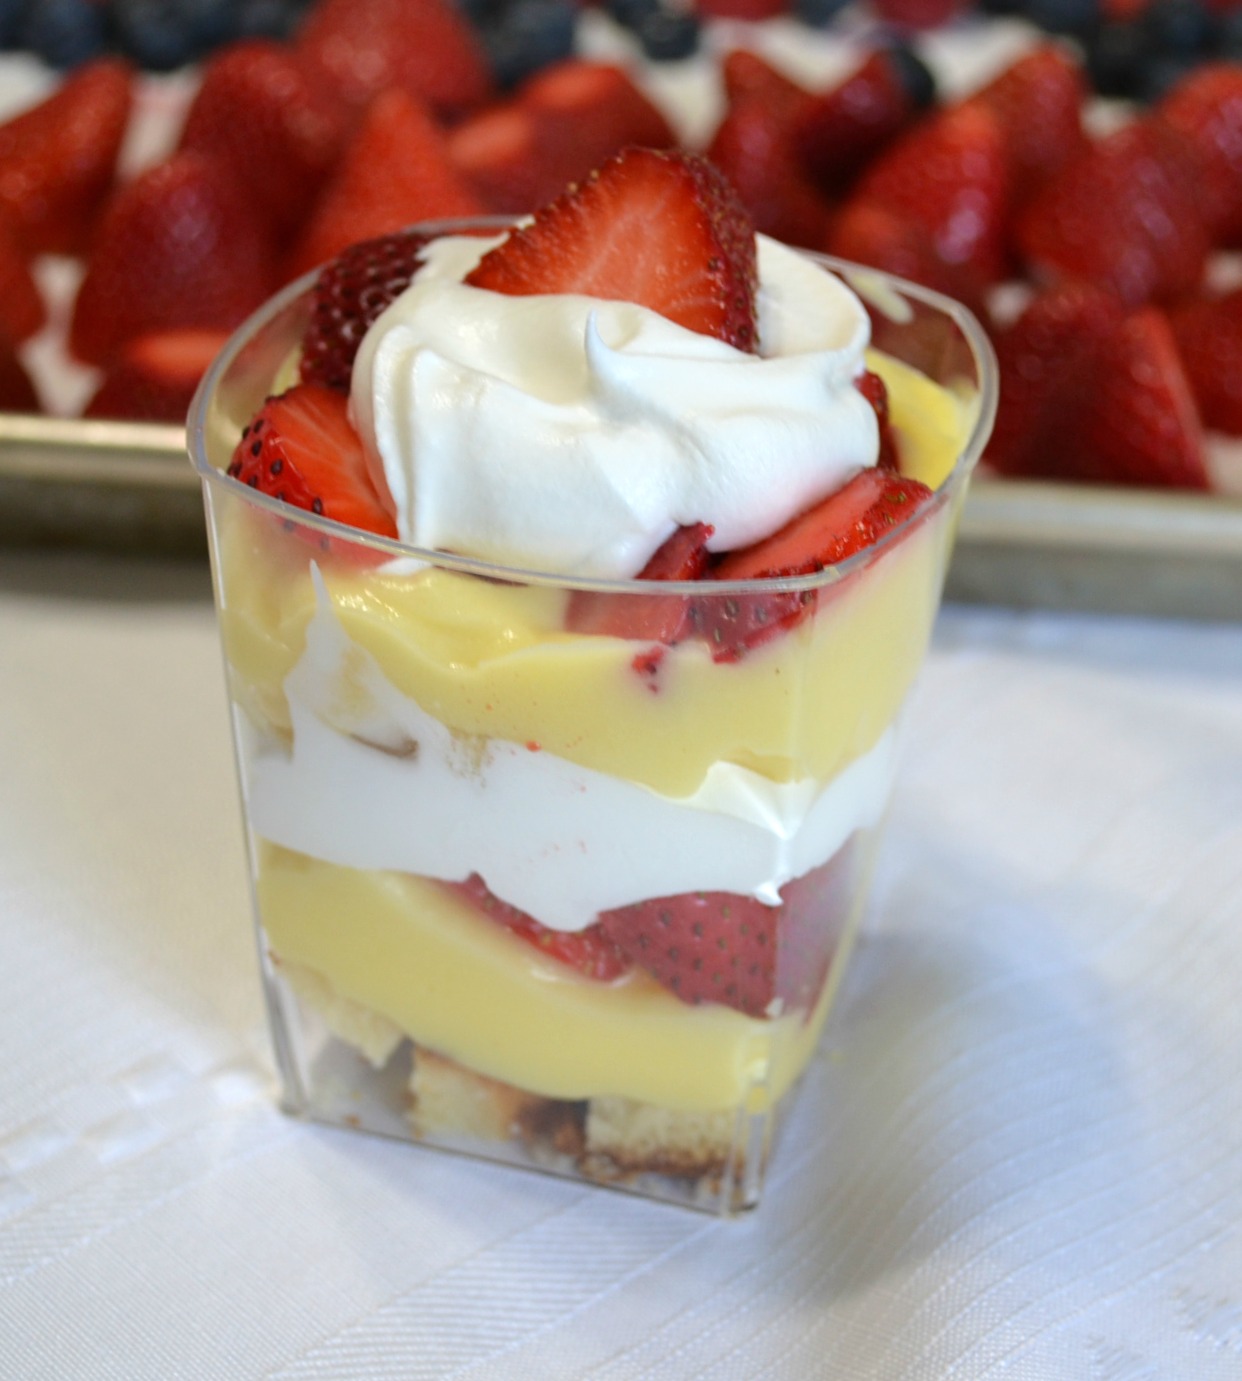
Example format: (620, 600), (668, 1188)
(2, 547), (1241, 1379)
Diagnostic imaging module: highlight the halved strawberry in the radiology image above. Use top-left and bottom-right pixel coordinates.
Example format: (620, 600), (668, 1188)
(692, 468), (933, 662)
(857, 369), (900, 471)
(852, 101), (1010, 285)
(295, 0), (493, 122)
(1154, 64), (1242, 247)
(0, 58), (132, 258)
(1168, 287), (1242, 436)
(464, 147), (759, 353)
(565, 522), (714, 645)
(447, 874), (631, 982)
(597, 847), (855, 1018)
(965, 44), (1088, 209)
(228, 384), (397, 539)
(1077, 308), (1208, 490)
(986, 280), (1124, 480)
(1016, 118), (1210, 307)
(794, 46), (935, 197)
(85, 329), (229, 422)
(448, 104), (547, 215)
(721, 49), (812, 124)
(300, 229), (438, 393)
(286, 88), (485, 281)
(69, 151), (275, 367)
(178, 40), (348, 239)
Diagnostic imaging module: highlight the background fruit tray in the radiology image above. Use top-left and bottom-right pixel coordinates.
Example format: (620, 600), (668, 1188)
(3, 410), (1240, 621)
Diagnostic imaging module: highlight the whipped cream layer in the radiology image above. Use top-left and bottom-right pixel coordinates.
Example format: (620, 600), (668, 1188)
(242, 575), (898, 931)
(351, 233), (878, 579)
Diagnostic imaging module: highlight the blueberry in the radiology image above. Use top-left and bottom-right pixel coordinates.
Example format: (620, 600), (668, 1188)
(1024, 0), (1101, 39)
(1135, 51), (1199, 103)
(111, 0), (241, 70)
(1219, 8), (1242, 58)
(792, 0), (850, 29)
(17, 0), (107, 66)
(636, 7), (699, 60)
(1084, 21), (1150, 98)
(1142, 0), (1216, 55)
(885, 41), (937, 111)
(235, 0), (302, 40)
(483, 0), (577, 90)
(0, 0), (30, 49)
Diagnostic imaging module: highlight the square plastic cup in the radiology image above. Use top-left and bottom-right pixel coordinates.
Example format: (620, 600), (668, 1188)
(189, 234), (997, 1215)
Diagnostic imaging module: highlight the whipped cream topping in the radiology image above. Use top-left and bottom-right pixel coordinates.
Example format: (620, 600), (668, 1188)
(242, 577), (898, 930)
(351, 233), (878, 579)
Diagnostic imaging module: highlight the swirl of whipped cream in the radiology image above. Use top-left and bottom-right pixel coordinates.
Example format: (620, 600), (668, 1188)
(351, 232), (878, 579)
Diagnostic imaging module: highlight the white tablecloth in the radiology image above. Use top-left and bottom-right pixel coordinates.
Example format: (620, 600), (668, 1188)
(2, 547), (1240, 1380)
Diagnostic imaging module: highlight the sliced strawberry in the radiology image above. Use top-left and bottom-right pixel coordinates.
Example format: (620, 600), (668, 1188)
(794, 46), (935, 197)
(286, 88), (485, 281)
(299, 229), (438, 394)
(565, 522), (714, 645)
(0, 215), (44, 346)
(178, 40), (349, 239)
(693, 468), (934, 662)
(857, 370), (900, 471)
(1016, 118), (1210, 307)
(1077, 308), (1209, 490)
(0, 58), (132, 258)
(84, 329), (229, 422)
(705, 93), (834, 250)
(69, 151), (275, 368)
(295, 0), (493, 122)
(447, 874), (631, 982)
(721, 50), (812, 124)
(853, 101), (1010, 284)
(448, 104), (547, 215)
(228, 384), (398, 539)
(465, 147), (759, 353)
(986, 280), (1125, 479)
(1168, 287), (1242, 436)
(1154, 64), (1242, 247)
(966, 44), (1088, 209)
(597, 847), (855, 1018)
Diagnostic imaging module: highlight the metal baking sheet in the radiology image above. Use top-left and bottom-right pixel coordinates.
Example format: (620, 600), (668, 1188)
(3, 412), (1241, 620)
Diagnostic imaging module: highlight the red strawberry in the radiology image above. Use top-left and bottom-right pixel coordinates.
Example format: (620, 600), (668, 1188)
(286, 88), (485, 281)
(1076, 308), (1208, 490)
(0, 215), (44, 345)
(872, 0), (967, 27)
(1016, 119), (1210, 307)
(69, 151), (275, 368)
(448, 104), (547, 215)
(465, 147), (759, 353)
(565, 522), (714, 645)
(857, 369), (900, 471)
(826, 199), (986, 318)
(228, 384), (398, 539)
(705, 95), (834, 249)
(597, 849), (855, 1018)
(986, 280), (1125, 479)
(447, 874), (631, 981)
(84, 329), (229, 422)
(966, 44), (1088, 208)
(795, 46), (935, 197)
(295, 0), (493, 121)
(519, 60), (676, 199)
(299, 229), (438, 394)
(1154, 64), (1242, 246)
(0, 334), (38, 412)
(693, 468), (934, 661)
(721, 49), (812, 124)
(0, 58), (132, 258)
(178, 40), (349, 239)
(1168, 287), (1242, 436)
(853, 101), (1010, 284)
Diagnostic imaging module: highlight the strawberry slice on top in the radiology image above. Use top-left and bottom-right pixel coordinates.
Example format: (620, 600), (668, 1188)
(228, 384), (397, 542)
(464, 146), (760, 353)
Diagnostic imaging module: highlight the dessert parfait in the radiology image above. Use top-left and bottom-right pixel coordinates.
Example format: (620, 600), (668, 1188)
(191, 146), (995, 1213)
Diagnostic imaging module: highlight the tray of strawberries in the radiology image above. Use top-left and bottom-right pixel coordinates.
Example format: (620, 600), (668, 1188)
(0, 0), (1239, 616)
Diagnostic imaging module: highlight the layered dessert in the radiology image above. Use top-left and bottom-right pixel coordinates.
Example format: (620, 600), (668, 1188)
(192, 147), (992, 1212)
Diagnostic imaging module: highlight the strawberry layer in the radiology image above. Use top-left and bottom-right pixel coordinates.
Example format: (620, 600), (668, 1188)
(256, 839), (870, 1113)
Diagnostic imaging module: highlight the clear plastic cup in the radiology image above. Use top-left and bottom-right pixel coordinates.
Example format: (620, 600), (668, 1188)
(189, 236), (997, 1214)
